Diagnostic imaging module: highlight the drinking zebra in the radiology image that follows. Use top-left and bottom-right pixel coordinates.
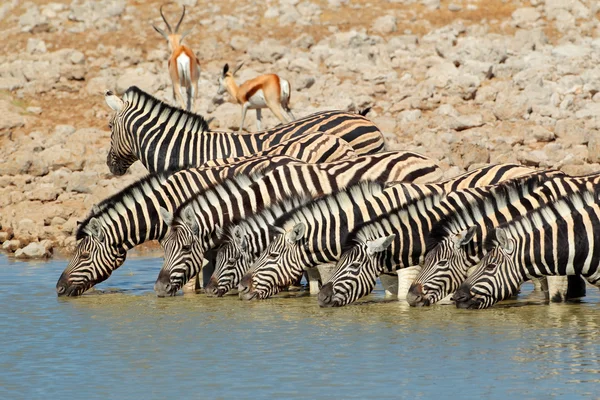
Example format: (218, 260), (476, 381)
(408, 173), (600, 307)
(237, 164), (539, 301)
(453, 189), (600, 309)
(211, 164), (536, 299)
(317, 170), (566, 307)
(154, 151), (442, 296)
(55, 130), (354, 296)
(104, 86), (384, 175)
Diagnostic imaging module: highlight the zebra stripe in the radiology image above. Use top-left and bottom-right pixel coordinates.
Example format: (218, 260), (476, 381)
(106, 86), (383, 175)
(226, 164), (536, 300)
(409, 172), (600, 307)
(155, 151), (442, 296)
(318, 170), (564, 307)
(454, 188), (600, 309)
(55, 132), (352, 297)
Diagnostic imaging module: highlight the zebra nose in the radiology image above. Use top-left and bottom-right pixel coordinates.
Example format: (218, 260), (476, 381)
(204, 277), (218, 296)
(238, 273), (253, 293)
(318, 282), (335, 307)
(406, 283), (428, 307)
(451, 284), (473, 307)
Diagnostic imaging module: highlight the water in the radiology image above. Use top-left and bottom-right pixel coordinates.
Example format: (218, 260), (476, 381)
(1, 254), (599, 399)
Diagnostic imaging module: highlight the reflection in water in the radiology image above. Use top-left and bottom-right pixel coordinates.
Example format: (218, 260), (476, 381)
(0, 254), (599, 398)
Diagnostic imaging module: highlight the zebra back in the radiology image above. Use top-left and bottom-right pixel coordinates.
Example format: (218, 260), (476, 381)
(106, 86), (382, 175)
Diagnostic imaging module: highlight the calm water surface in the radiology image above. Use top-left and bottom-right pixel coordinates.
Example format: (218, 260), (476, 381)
(1, 254), (599, 399)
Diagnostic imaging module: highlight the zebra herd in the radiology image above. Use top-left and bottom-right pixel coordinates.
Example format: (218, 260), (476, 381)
(56, 86), (600, 310)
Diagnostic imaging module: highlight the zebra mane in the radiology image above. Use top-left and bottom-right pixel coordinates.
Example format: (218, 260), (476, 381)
(271, 180), (388, 232)
(483, 188), (599, 251)
(172, 172), (264, 223)
(425, 172), (554, 251)
(341, 191), (446, 253)
(123, 86), (210, 132)
(76, 170), (174, 240)
(221, 196), (310, 242)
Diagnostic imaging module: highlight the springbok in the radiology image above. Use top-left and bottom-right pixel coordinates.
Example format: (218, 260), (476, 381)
(218, 63), (296, 132)
(152, 4), (200, 111)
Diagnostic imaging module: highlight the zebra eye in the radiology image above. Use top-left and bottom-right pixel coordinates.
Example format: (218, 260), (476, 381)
(437, 260), (448, 268)
(228, 257), (237, 264)
(80, 251), (91, 260)
(485, 263), (497, 271)
(268, 251), (280, 260)
(347, 262), (361, 275)
(182, 244), (192, 252)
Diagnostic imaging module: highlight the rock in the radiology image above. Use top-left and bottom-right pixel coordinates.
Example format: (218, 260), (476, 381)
(447, 114), (484, 131)
(248, 39), (288, 63)
(0, 99), (25, 132)
(296, 75), (316, 90)
(449, 142), (490, 168)
(372, 15), (397, 34)
(448, 4), (462, 12)
(28, 186), (61, 202)
(70, 51), (86, 65)
(551, 44), (591, 59)
(229, 36), (251, 52)
(587, 134), (600, 163)
(2, 239), (21, 252)
(518, 150), (548, 167)
(0, 230), (13, 243)
(372, 116), (397, 135)
(529, 126), (555, 142)
(27, 38), (47, 54)
(69, 0), (126, 23)
(554, 119), (587, 146)
(398, 110), (422, 123)
(14, 240), (53, 259)
(560, 164), (600, 176)
(575, 103), (600, 119)
(512, 7), (541, 27)
(27, 107), (43, 115)
(19, 6), (48, 32)
(116, 68), (163, 94)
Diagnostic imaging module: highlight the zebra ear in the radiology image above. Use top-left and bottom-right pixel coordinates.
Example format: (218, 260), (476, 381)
(453, 226), (477, 249)
(91, 204), (101, 215)
(159, 207), (173, 226)
(87, 218), (105, 242)
(105, 90), (124, 112)
(182, 206), (199, 235)
(286, 223), (306, 243)
(495, 228), (513, 253)
(366, 234), (395, 255)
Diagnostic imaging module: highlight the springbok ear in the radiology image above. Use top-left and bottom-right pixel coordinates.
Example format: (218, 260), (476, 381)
(495, 228), (513, 253)
(286, 223), (306, 243)
(105, 90), (124, 112)
(87, 218), (105, 242)
(159, 207), (173, 226)
(452, 226), (477, 249)
(223, 63), (229, 76)
(366, 234), (395, 255)
(182, 206), (199, 235)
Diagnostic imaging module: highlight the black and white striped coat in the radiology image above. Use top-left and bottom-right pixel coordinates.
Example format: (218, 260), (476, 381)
(318, 170), (566, 307)
(104, 86), (383, 175)
(55, 148), (328, 297)
(155, 151), (443, 297)
(409, 173), (600, 307)
(231, 164), (537, 301)
(454, 189), (600, 309)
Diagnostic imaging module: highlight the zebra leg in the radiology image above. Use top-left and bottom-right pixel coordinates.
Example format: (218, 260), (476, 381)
(546, 276), (569, 302)
(255, 108), (262, 131)
(566, 275), (586, 300)
(379, 273), (398, 297)
(239, 103), (249, 132)
(397, 266), (422, 300)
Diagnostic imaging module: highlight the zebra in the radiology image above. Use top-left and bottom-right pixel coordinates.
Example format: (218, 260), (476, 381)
(54, 129), (356, 297)
(453, 188), (600, 310)
(238, 164), (539, 301)
(212, 163), (538, 299)
(317, 170), (567, 307)
(104, 86), (384, 175)
(408, 173), (600, 307)
(154, 151), (442, 297)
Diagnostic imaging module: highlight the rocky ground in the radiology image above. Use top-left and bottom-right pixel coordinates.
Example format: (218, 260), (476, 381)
(0, 0), (599, 259)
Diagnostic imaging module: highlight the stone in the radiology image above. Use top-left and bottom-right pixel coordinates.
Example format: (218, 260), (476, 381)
(14, 240), (53, 259)
(27, 38), (47, 54)
(248, 39), (288, 63)
(449, 142), (490, 168)
(27, 107), (43, 115)
(587, 134), (600, 163)
(551, 44), (591, 59)
(512, 7), (541, 27)
(229, 36), (251, 52)
(0, 100), (25, 132)
(554, 119), (587, 146)
(70, 51), (85, 65)
(575, 103), (600, 119)
(447, 114), (484, 131)
(116, 68), (163, 94)
(2, 239), (21, 252)
(448, 4), (462, 11)
(529, 126), (555, 142)
(398, 110), (422, 123)
(372, 15), (397, 34)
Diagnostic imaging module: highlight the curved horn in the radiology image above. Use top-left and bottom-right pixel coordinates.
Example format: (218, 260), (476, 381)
(159, 4), (172, 33)
(232, 62), (245, 75)
(174, 5), (186, 33)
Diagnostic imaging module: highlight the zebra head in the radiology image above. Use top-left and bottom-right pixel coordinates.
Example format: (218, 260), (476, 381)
(207, 225), (253, 297)
(408, 226), (478, 307)
(238, 223), (307, 301)
(154, 206), (204, 297)
(56, 217), (127, 297)
(105, 90), (137, 176)
(453, 228), (520, 309)
(318, 234), (395, 307)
